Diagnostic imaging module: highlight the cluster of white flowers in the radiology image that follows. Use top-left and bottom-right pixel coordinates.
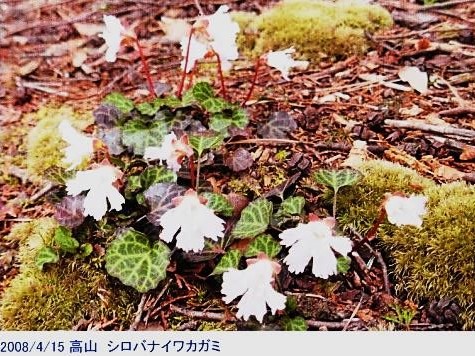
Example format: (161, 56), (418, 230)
(180, 5), (240, 73)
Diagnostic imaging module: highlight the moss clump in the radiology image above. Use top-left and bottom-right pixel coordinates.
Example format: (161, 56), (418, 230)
(0, 219), (138, 330)
(235, 0), (393, 61)
(337, 160), (475, 329)
(26, 106), (93, 183)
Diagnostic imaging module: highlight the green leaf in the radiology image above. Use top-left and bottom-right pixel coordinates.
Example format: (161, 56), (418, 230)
(181, 89), (196, 106)
(54, 226), (79, 254)
(276, 196), (305, 217)
(190, 82), (230, 113)
(140, 166), (177, 188)
(125, 175), (143, 199)
(232, 199), (273, 239)
(135, 102), (157, 116)
(244, 234), (281, 258)
(313, 169), (361, 192)
(79, 243), (93, 257)
(336, 256), (351, 274)
(281, 316), (308, 331)
(105, 229), (171, 293)
(122, 119), (168, 155)
(36, 246), (59, 270)
(104, 92), (134, 113)
(211, 249), (242, 275)
(189, 132), (224, 157)
(209, 107), (249, 133)
(202, 192), (233, 217)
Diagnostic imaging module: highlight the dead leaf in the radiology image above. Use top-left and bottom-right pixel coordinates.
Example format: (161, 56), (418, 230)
(73, 23), (104, 36)
(399, 105), (423, 117)
(159, 17), (190, 43)
(72, 49), (88, 67)
(17, 60), (41, 76)
(398, 66), (428, 94)
(225, 148), (254, 172)
(460, 145), (475, 160)
(343, 140), (368, 169)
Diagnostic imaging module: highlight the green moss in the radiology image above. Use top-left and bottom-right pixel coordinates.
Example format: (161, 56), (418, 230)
(198, 321), (237, 331)
(337, 160), (475, 329)
(0, 220), (138, 330)
(235, 0), (393, 61)
(26, 106), (93, 183)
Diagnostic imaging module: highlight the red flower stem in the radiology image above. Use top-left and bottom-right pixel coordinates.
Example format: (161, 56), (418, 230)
(134, 37), (156, 98)
(242, 56), (262, 106)
(213, 50), (227, 100)
(353, 205), (387, 250)
(177, 28), (195, 98)
(188, 157), (196, 190)
(186, 69), (195, 91)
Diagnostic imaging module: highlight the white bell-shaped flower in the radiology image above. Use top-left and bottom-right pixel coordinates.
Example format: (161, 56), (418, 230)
(180, 5), (240, 73)
(159, 190), (225, 252)
(66, 165), (125, 221)
(279, 218), (352, 279)
(265, 47), (309, 81)
(143, 133), (194, 172)
(384, 194), (427, 227)
(58, 120), (94, 171)
(99, 15), (126, 62)
(221, 255), (286, 322)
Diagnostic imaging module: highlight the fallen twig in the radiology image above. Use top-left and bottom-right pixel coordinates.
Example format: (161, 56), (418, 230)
(129, 294), (148, 331)
(384, 119), (475, 140)
(343, 292), (365, 331)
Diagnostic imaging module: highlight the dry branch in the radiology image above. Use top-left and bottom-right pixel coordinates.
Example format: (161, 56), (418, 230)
(384, 119), (475, 140)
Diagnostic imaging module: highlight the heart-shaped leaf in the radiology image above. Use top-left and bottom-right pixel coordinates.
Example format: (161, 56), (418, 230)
(104, 92), (134, 113)
(225, 148), (254, 172)
(281, 317), (308, 331)
(36, 246), (59, 270)
(313, 169), (361, 192)
(122, 119), (168, 155)
(93, 104), (120, 128)
(54, 226), (79, 254)
(141, 166), (177, 187)
(276, 196), (305, 217)
(336, 256), (351, 274)
(257, 111), (297, 139)
(244, 234), (281, 258)
(189, 132), (224, 157)
(54, 196), (85, 228)
(209, 107), (249, 132)
(202, 192), (233, 217)
(105, 229), (171, 293)
(211, 249), (242, 275)
(144, 183), (187, 226)
(97, 127), (126, 155)
(232, 199), (273, 239)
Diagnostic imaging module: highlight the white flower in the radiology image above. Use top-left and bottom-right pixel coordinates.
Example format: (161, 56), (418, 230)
(180, 35), (208, 73)
(58, 120), (94, 171)
(180, 5), (240, 73)
(99, 15), (126, 62)
(205, 5), (240, 69)
(66, 165), (125, 221)
(279, 218), (352, 279)
(221, 255), (286, 322)
(265, 47), (309, 81)
(384, 194), (427, 227)
(159, 190), (225, 252)
(144, 133), (194, 172)
(398, 66), (428, 94)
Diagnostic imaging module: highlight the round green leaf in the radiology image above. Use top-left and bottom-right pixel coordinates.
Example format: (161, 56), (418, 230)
(36, 246), (59, 271)
(104, 92), (134, 113)
(313, 169), (361, 192)
(202, 192), (233, 217)
(54, 226), (79, 254)
(105, 229), (171, 293)
(122, 119), (168, 155)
